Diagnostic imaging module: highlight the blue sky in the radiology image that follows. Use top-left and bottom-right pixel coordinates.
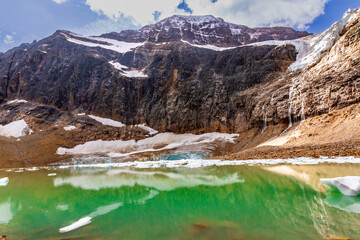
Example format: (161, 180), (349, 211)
(0, 0), (359, 52)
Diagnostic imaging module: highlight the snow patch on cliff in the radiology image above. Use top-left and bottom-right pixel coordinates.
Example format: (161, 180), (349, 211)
(88, 115), (125, 128)
(0, 120), (33, 138)
(64, 32), (143, 54)
(109, 61), (148, 78)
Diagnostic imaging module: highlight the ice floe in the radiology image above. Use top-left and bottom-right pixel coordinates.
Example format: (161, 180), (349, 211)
(64, 125), (76, 131)
(56, 132), (238, 156)
(0, 120), (33, 138)
(59, 202), (123, 233)
(0, 177), (9, 186)
(59, 216), (92, 233)
(88, 115), (125, 128)
(321, 176), (360, 196)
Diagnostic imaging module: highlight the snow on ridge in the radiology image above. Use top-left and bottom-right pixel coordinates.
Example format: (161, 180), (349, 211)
(181, 40), (237, 51)
(56, 132), (239, 156)
(63, 32), (144, 54)
(247, 8), (360, 71)
(0, 120), (33, 138)
(88, 115), (125, 128)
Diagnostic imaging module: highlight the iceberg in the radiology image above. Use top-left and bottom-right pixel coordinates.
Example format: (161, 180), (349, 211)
(0, 177), (9, 186)
(320, 176), (360, 196)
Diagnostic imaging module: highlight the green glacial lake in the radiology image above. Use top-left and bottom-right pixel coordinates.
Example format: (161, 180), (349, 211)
(0, 164), (360, 240)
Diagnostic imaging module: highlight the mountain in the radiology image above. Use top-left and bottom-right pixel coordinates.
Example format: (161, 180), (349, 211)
(101, 15), (309, 46)
(0, 9), (360, 166)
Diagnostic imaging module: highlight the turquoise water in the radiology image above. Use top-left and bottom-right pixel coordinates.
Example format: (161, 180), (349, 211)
(0, 165), (359, 239)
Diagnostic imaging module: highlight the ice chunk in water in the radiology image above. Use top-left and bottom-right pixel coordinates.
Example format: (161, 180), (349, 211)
(0, 177), (9, 186)
(59, 216), (92, 233)
(320, 176), (360, 196)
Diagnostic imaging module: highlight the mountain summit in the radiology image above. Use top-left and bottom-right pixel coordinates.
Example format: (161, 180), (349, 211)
(101, 14), (310, 46)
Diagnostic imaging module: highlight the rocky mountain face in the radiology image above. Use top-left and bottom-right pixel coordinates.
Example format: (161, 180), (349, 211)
(101, 15), (309, 46)
(0, 10), (359, 137)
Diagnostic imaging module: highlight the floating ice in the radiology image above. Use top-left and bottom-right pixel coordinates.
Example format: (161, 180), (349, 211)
(59, 216), (92, 233)
(0, 120), (33, 138)
(321, 176), (360, 196)
(0, 177), (9, 186)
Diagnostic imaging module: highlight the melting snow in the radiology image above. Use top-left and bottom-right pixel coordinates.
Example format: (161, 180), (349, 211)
(0, 120), (33, 138)
(321, 176), (360, 196)
(109, 61), (148, 78)
(88, 115), (125, 128)
(56, 132), (239, 156)
(7, 99), (28, 104)
(64, 125), (76, 131)
(135, 123), (159, 135)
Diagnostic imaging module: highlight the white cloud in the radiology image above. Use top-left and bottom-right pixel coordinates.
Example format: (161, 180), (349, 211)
(85, 0), (187, 26)
(52, 0), (69, 3)
(187, 0), (330, 29)
(74, 16), (138, 36)
(84, 0), (330, 30)
(4, 34), (14, 45)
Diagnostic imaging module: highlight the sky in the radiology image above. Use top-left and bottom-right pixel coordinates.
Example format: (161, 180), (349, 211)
(0, 0), (359, 52)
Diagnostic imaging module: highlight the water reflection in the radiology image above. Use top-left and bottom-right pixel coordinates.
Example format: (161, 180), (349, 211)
(325, 190), (360, 214)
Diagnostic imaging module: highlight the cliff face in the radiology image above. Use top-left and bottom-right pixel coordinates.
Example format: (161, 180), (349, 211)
(0, 11), (359, 135)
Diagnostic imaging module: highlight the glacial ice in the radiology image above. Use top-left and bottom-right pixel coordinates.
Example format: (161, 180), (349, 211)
(320, 176), (360, 196)
(56, 132), (239, 156)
